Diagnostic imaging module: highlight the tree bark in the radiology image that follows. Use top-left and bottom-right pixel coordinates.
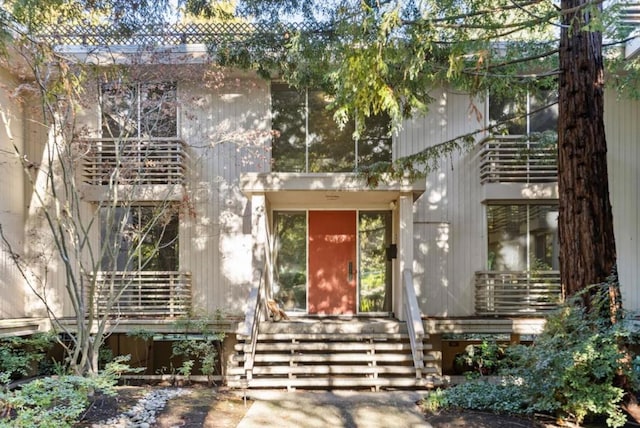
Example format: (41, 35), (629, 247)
(558, 0), (618, 309)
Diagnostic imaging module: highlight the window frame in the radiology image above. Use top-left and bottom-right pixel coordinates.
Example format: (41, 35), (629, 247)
(100, 81), (178, 139)
(270, 83), (392, 173)
(486, 203), (559, 272)
(99, 204), (180, 272)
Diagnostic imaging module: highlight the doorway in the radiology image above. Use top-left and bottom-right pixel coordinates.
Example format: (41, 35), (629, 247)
(272, 210), (392, 316)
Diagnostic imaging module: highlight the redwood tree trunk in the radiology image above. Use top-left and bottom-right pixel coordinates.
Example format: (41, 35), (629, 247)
(558, 0), (617, 306)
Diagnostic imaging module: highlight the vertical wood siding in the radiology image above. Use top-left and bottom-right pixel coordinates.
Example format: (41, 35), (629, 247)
(0, 69), (27, 318)
(605, 91), (640, 313)
(180, 74), (270, 315)
(398, 89), (485, 316)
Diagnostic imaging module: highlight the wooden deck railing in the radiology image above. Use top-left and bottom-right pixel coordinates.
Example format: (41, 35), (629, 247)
(475, 270), (562, 316)
(78, 138), (187, 186)
(90, 271), (192, 317)
(479, 136), (557, 184)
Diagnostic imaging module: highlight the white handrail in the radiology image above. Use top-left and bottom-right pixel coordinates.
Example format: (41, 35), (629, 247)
(242, 212), (272, 381)
(402, 269), (424, 378)
(243, 268), (265, 381)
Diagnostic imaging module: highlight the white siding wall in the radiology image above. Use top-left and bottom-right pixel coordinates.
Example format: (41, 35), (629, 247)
(0, 68), (27, 319)
(180, 73), (270, 315)
(398, 89), (485, 316)
(605, 90), (640, 314)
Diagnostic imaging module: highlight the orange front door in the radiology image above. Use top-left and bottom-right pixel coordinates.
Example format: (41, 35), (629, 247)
(308, 210), (357, 315)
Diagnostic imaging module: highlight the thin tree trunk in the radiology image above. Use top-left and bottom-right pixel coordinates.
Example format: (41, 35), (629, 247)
(558, 0), (618, 309)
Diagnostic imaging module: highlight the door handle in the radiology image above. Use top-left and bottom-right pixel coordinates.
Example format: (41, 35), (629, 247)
(348, 261), (353, 282)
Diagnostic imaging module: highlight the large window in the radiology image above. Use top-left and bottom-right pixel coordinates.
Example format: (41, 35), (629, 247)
(101, 82), (177, 138)
(271, 83), (392, 172)
(487, 204), (558, 271)
(100, 205), (179, 272)
(489, 90), (558, 135)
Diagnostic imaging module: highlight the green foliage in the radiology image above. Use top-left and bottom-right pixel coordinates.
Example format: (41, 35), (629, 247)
(0, 356), (133, 428)
(171, 314), (226, 385)
(0, 334), (54, 385)
(428, 285), (638, 427)
(453, 341), (505, 376)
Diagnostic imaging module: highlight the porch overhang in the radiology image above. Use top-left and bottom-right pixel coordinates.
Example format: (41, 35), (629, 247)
(240, 173), (426, 208)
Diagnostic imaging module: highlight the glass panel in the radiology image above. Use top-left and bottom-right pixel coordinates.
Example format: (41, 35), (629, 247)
(487, 205), (528, 271)
(140, 82), (177, 137)
(529, 205), (559, 270)
(308, 90), (355, 172)
(271, 83), (306, 172)
(487, 205), (558, 271)
(101, 83), (138, 138)
(100, 206), (134, 271)
(489, 93), (526, 135)
(529, 90), (558, 133)
(134, 207), (179, 271)
(100, 206), (179, 271)
(273, 211), (307, 312)
(357, 113), (392, 169)
(101, 82), (177, 139)
(489, 90), (558, 135)
(358, 211), (392, 313)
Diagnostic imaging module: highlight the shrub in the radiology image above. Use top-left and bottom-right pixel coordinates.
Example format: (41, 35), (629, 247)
(171, 314), (226, 385)
(0, 356), (132, 428)
(0, 334), (54, 384)
(426, 282), (638, 428)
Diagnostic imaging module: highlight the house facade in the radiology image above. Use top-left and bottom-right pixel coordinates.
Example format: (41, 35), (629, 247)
(1, 24), (639, 386)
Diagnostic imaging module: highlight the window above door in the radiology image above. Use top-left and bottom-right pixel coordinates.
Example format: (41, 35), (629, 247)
(271, 83), (392, 173)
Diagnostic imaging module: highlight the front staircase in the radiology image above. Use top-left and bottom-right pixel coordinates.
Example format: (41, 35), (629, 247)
(227, 318), (440, 390)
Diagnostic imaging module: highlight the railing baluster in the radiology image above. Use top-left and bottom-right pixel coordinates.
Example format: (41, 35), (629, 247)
(475, 270), (562, 316)
(479, 136), (557, 184)
(89, 271), (191, 317)
(77, 137), (187, 186)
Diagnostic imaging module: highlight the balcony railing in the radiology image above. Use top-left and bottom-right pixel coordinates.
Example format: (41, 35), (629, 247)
(475, 270), (563, 316)
(90, 271), (192, 317)
(479, 136), (557, 184)
(78, 138), (187, 186)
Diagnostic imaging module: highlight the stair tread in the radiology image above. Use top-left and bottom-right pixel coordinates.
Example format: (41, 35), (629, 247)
(250, 365), (420, 375)
(232, 376), (441, 388)
(252, 353), (415, 363)
(254, 342), (416, 351)
(255, 332), (412, 341)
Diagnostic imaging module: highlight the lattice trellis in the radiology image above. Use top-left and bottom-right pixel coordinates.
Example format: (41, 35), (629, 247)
(38, 22), (326, 46)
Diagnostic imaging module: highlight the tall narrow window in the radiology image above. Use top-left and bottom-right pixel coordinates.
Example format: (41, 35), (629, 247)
(272, 211), (307, 312)
(271, 83), (392, 173)
(358, 211), (392, 313)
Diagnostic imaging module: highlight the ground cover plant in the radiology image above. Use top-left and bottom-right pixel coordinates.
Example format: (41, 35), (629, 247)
(424, 279), (640, 427)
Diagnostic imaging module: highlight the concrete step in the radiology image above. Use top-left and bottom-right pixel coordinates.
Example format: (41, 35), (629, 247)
(227, 376), (442, 389)
(255, 332), (412, 342)
(245, 365), (421, 376)
(259, 319), (407, 335)
(241, 341), (417, 352)
(252, 352), (417, 364)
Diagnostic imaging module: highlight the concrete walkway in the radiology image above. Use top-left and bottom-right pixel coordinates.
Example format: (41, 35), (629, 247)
(236, 390), (431, 428)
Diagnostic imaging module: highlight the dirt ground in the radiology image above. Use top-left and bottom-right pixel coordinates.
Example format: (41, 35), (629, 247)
(76, 384), (248, 427)
(74, 385), (600, 428)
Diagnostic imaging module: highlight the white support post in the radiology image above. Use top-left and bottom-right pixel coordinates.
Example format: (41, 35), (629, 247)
(396, 193), (414, 321)
(251, 193), (267, 289)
